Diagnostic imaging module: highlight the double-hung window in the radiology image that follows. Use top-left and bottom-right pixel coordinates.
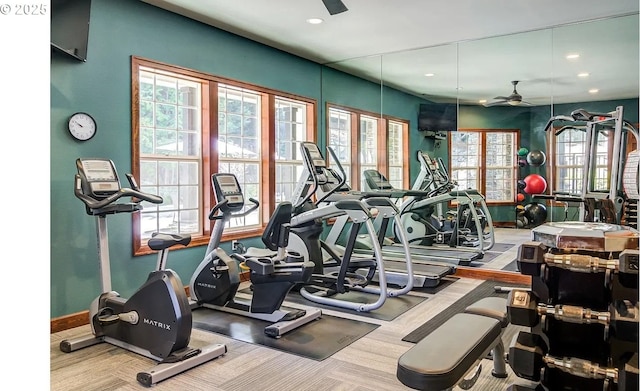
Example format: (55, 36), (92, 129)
(217, 85), (262, 228)
(548, 127), (587, 194)
(131, 57), (315, 254)
(327, 105), (409, 190)
(449, 129), (519, 203)
(275, 98), (310, 206)
(136, 67), (203, 240)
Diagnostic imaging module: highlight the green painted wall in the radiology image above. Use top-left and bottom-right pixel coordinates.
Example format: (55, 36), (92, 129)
(51, 0), (639, 319)
(50, 0), (327, 318)
(50, 0), (429, 318)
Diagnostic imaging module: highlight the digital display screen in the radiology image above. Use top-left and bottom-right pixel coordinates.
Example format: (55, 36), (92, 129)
(215, 175), (241, 193)
(81, 160), (117, 181)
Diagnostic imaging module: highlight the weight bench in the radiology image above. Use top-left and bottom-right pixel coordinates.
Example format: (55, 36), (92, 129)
(464, 297), (509, 378)
(397, 312), (502, 390)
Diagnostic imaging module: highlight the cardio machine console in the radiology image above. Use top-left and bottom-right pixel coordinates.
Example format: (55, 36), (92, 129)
(76, 158), (121, 199)
(211, 173), (245, 208)
(363, 170), (394, 191)
(420, 152), (448, 185)
(301, 142), (327, 170)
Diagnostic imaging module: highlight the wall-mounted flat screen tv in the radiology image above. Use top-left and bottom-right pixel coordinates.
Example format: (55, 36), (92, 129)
(51, 0), (92, 62)
(418, 103), (457, 132)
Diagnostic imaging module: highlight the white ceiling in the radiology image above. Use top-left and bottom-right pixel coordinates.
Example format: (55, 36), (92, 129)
(141, 0), (639, 106)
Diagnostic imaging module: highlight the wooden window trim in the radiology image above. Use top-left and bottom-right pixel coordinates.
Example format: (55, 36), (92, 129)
(326, 103), (410, 190)
(448, 129), (520, 205)
(131, 56), (316, 256)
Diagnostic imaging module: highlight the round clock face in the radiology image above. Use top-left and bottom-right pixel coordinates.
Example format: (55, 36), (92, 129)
(68, 112), (97, 141)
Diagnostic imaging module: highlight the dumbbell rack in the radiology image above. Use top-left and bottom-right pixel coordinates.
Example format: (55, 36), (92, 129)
(507, 221), (639, 391)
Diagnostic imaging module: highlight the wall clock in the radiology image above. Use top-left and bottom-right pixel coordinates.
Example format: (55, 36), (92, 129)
(68, 112), (97, 141)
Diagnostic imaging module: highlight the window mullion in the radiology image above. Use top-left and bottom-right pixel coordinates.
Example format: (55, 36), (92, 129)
(351, 113), (360, 189)
(262, 93), (275, 225)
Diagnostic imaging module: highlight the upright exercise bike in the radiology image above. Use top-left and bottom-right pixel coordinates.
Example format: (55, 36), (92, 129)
(189, 173), (322, 338)
(59, 158), (227, 387)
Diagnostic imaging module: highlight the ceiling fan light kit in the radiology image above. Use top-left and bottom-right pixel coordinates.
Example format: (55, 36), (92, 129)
(485, 80), (532, 107)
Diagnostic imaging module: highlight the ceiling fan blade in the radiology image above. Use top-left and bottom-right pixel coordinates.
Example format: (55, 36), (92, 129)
(493, 96), (510, 100)
(322, 0), (348, 15)
(483, 101), (506, 107)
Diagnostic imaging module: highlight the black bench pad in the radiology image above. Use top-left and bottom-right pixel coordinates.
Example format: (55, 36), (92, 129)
(464, 297), (508, 327)
(397, 313), (501, 390)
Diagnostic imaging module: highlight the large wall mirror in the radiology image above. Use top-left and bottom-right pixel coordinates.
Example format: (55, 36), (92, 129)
(320, 13), (638, 274)
(320, 55), (383, 189)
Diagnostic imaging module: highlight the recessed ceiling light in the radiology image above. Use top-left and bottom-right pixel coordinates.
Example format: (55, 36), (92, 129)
(588, 88), (599, 94)
(577, 72), (590, 78)
(479, 99), (487, 104)
(566, 53), (580, 60)
(424, 73), (435, 77)
(306, 18), (324, 24)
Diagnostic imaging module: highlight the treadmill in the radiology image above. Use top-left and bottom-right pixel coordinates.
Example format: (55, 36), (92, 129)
(311, 144), (455, 288)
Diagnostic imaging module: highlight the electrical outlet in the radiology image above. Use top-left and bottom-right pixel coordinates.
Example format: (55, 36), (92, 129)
(232, 240), (239, 251)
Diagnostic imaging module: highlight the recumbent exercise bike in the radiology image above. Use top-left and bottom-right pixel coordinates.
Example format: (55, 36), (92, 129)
(188, 173), (321, 338)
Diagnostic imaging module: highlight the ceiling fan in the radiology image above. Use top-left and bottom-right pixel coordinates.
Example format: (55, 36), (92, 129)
(484, 80), (532, 107)
(322, 0), (348, 15)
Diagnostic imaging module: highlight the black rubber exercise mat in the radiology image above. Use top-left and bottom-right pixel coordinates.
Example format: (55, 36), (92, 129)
(238, 287), (428, 321)
(192, 306), (379, 361)
(402, 279), (529, 343)
(410, 275), (458, 294)
(469, 250), (501, 264)
(486, 242), (516, 253)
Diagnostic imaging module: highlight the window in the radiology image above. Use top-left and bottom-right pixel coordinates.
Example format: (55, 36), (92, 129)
(327, 107), (353, 183)
(217, 85), (262, 228)
(275, 98), (309, 205)
(327, 105), (409, 190)
(387, 120), (406, 189)
(132, 57), (315, 255)
(548, 126), (612, 195)
(449, 129), (519, 203)
(137, 67), (203, 239)
(549, 127), (586, 194)
(359, 115), (378, 189)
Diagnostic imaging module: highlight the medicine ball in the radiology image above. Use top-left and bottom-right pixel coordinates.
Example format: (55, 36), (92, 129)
(526, 150), (547, 167)
(523, 202), (547, 226)
(523, 174), (547, 194)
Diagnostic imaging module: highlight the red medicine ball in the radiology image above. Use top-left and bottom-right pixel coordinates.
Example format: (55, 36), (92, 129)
(523, 174), (547, 194)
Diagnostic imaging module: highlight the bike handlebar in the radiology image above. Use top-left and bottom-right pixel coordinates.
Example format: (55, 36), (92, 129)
(74, 174), (164, 210)
(208, 197), (260, 220)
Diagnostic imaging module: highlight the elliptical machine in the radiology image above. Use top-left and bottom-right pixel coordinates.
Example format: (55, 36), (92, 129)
(398, 151), (494, 251)
(59, 158), (227, 387)
(188, 173), (322, 338)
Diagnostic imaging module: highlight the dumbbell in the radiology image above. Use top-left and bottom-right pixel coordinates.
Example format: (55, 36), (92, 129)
(517, 242), (638, 276)
(509, 331), (638, 390)
(507, 289), (639, 342)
